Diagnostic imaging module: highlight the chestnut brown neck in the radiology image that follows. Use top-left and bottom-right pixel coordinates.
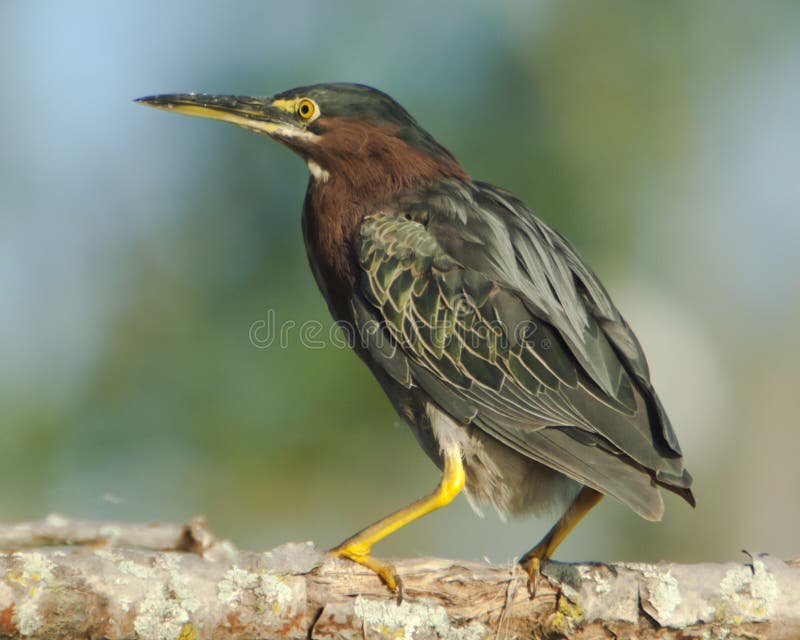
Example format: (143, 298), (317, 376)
(300, 117), (468, 321)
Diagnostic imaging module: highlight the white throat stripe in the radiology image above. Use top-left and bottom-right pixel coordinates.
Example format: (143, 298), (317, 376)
(307, 160), (330, 182)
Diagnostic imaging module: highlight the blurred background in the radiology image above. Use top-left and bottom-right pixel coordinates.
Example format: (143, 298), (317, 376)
(2, 1), (799, 566)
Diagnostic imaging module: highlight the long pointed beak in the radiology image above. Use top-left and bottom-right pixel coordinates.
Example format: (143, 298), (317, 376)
(135, 93), (297, 137)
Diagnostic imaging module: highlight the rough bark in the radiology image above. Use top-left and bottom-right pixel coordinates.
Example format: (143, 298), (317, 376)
(0, 515), (797, 639)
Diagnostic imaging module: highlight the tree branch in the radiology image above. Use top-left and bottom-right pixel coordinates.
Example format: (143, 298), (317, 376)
(0, 516), (797, 639)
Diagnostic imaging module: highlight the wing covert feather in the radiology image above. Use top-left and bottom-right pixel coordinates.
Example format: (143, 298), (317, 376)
(352, 182), (692, 517)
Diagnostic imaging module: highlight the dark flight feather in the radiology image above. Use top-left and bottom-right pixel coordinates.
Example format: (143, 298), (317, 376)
(352, 179), (693, 520)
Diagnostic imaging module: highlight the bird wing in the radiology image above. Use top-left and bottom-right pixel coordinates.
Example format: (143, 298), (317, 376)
(353, 180), (692, 520)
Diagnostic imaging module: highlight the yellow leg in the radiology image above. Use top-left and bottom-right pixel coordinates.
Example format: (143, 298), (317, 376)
(519, 486), (604, 594)
(329, 445), (465, 598)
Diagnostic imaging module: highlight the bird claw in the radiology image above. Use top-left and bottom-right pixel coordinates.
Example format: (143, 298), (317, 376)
(392, 574), (405, 605)
(371, 563), (404, 603)
(328, 546), (404, 603)
(520, 555), (544, 599)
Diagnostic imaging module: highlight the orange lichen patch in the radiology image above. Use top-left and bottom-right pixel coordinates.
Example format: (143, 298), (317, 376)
(222, 611), (245, 635)
(0, 605), (16, 634)
(277, 612), (305, 636)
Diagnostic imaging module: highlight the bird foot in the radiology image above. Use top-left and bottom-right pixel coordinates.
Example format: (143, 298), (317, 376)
(519, 554), (546, 598)
(328, 544), (405, 603)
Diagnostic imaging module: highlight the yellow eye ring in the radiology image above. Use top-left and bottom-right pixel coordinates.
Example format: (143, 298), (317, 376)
(297, 98), (317, 120)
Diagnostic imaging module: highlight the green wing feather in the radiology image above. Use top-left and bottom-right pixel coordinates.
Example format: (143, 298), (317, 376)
(353, 180), (693, 520)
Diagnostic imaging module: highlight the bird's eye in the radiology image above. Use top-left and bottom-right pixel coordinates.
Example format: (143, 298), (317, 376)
(297, 99), (317, 120)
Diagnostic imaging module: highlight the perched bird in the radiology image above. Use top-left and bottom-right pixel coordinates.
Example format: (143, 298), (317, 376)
(137, 84), (694, 596)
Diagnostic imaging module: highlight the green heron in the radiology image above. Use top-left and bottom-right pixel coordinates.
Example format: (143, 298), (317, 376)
(137, 83), (694, 596)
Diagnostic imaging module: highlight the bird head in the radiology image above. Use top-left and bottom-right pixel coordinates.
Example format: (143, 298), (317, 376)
(136, 83), (465, 190)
